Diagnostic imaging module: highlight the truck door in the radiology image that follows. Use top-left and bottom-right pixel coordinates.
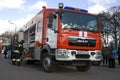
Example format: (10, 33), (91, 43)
(46, 13), (58, 48)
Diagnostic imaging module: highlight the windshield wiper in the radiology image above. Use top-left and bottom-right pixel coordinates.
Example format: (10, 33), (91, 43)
(64, 26), (97, 33)
(72, 27), (98, 33)
(79, 28), (97, 33)
(64, 26), (80, 31)
(70, 27), (80, 31)
(86, 29), (97, 33)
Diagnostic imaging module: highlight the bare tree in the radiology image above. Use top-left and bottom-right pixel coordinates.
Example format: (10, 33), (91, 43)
(0, 31), (14, 44)
(99, 6), (120, 48)
(108, 6), (120, 48)
(99, 11), (111, 46)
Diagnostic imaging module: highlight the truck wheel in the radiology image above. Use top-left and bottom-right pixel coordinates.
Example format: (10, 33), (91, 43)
(76, 61), (91, 72)
(42, 53), (56, 73)
(92, 61), (101, 66)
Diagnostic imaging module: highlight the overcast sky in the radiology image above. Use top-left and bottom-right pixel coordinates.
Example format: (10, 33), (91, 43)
(0, 0), (120, 34)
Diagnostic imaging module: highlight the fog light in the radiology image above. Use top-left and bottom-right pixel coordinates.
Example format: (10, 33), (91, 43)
(91, 52), (95, 56)
(56, 49), (69, 58)
(71, 51), (76, 55)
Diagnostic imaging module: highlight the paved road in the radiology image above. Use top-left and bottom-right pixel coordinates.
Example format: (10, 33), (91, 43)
(0, 56), (120, 80)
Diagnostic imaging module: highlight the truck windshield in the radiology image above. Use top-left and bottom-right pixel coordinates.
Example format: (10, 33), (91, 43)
(60, 11), (98, 32)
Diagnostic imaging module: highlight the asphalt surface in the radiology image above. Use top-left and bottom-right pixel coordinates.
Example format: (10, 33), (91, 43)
(0, 55), (120, 80)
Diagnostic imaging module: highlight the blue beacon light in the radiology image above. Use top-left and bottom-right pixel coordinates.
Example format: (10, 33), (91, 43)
(64, 6), (88, 13)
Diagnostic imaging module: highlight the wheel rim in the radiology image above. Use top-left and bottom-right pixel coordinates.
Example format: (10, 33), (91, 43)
(43, 57), (51, 70)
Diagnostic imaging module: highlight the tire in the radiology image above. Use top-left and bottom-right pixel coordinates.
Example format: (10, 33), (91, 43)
(76, 61), (91, 72)
(42, 53), (56, 73)
(92, 61), (101, 66)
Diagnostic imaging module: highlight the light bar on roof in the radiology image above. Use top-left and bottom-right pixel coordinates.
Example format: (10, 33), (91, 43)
(64, 6), (88, 13)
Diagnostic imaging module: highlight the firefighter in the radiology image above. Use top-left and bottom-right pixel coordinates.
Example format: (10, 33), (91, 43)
(19, 40), (25, 61)
(12, 42), (23, 66)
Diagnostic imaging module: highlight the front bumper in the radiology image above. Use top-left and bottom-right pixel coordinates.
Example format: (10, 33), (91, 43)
(55, 49), (102, 61)
(56, 60), (91, 66)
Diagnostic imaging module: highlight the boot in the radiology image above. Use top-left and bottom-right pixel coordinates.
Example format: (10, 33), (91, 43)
(17, 61), (21, 66)
(12, 61), (15, 65)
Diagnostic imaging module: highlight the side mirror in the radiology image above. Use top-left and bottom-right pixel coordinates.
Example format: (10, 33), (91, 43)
(48, 23), (53, 28)
(47, 13), (57, 29)
(47, 13), (54, 28)
(55, 10), (63, 20)
(54, 29), (59, 33)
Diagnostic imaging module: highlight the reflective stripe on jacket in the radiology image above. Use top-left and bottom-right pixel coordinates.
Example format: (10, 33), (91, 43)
(18, 44), (22, 47)
(13, 50), (20, 54)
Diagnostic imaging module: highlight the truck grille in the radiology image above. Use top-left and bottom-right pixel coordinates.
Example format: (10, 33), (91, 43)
(68, 37), (96, 47)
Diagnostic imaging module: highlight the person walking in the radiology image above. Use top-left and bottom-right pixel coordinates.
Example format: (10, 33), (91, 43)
(102, 47), (109, 65)
(108, 41), (117, 68)
(4, 47), (8, 59)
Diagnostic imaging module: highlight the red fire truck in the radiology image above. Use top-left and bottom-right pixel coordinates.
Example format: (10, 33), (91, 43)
(23, 3), (102, 72)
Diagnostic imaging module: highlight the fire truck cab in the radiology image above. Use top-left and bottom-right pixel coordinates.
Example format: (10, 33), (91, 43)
(22, 3), (102, 72)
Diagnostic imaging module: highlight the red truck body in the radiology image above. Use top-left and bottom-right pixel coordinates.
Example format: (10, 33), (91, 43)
(22, 5), (102, 72)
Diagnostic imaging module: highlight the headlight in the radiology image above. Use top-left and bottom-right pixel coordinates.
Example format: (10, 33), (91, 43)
(68, 37), (77, 42)
(56, 49), (69, 58)
(95, 51), (102, 59)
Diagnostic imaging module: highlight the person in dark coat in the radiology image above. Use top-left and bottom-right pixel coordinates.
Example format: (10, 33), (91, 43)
(117, 43), (120, 65)
(4, 47), (8, 58)
(102, 47), (109, 65)
(108, 41), (117, 68)
(9, 44), (14, 59)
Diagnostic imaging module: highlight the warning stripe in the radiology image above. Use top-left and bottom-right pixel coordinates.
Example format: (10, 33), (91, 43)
(79, 31), (87, 37)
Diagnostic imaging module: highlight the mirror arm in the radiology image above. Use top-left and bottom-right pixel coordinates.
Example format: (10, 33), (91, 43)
(54, 29), (59, 33)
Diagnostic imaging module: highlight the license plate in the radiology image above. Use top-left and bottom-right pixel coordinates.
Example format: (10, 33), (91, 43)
(77, 51), (88, 54)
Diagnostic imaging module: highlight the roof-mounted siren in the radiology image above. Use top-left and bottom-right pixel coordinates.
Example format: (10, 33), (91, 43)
(42, 6), (46, 10)
(80, 9), (88, 13)
(64, 6), (88, 13)
(58, 3), (64, 9)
